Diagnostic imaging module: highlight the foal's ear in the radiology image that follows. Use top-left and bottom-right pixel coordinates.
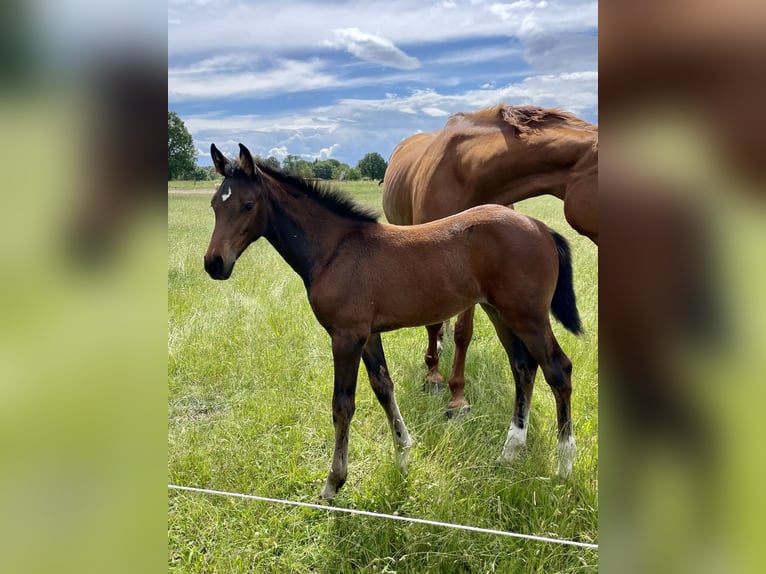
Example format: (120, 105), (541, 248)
(210, 144), (230, 177)
(238, 143), (259, 178)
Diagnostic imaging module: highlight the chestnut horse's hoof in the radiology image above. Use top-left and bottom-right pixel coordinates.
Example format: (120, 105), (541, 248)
(423, 368), (445, 394)
(445, 404), (471, 420)
(422, 380), (446, 394)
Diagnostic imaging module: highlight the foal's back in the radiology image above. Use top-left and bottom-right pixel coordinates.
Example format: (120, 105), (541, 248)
(310, 205), (559, 333)
(379, 205), (559, 301)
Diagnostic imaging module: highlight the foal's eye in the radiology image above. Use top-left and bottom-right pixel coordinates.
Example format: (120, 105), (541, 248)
(243, 202), (255, 213)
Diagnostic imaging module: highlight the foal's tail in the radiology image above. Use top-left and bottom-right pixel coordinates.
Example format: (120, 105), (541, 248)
(550, 230), (584, 335)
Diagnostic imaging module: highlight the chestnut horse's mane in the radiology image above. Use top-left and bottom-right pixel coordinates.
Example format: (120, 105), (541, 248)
(454, 104), (597, 135)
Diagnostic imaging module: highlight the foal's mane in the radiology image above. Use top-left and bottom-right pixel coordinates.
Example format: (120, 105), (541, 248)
(455, 104), (597, 134)
(255, 161), (380, 223)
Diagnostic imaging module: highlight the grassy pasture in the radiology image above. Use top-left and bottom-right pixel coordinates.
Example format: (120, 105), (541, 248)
(168, 179), (221, 190)
(168, 180), (598, 572)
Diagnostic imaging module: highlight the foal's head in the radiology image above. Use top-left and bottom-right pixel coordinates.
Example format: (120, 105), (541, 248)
(204, 143), (268, 280)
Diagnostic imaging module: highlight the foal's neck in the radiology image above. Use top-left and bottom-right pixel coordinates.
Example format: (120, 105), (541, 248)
(262, 186), (362, 289)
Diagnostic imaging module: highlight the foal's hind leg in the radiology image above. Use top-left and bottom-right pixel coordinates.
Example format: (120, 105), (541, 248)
(480, 305), (538, 462)
(519, 327), (575, 478)
(362, 333), (412, 471)
(482, 305), (575, 477)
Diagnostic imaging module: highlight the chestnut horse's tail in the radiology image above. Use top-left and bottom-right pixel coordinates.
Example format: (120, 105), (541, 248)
(550, 230), (584, 335)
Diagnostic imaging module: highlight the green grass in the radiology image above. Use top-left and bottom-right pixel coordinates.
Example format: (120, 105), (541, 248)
(168, 179), (222, 190)
(168, 180), (598, 572)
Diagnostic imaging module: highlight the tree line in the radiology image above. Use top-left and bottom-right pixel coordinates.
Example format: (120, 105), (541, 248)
(169, 111), (388, 182)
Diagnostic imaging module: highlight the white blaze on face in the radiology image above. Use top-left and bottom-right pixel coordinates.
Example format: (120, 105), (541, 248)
(221, 184), (232, 202)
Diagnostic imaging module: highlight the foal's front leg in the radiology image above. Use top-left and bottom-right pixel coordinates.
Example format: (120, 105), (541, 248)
(362, 333), (412, 471)
(320, 334), (364, 500)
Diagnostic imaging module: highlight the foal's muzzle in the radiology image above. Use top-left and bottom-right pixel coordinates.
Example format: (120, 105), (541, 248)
(204, 254), (232, 280)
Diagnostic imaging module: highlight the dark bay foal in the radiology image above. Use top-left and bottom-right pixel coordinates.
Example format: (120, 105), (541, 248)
(204, 143), (582, 499)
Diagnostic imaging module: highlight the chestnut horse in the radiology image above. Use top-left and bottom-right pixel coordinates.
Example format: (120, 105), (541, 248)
(204, 143), (583, 499)
(382, 104), (596, 413)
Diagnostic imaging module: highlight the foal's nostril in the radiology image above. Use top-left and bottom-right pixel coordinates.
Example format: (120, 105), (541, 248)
(204, 254), (225, 278)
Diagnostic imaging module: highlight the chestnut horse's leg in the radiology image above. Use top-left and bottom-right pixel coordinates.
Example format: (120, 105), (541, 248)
(480, 304), (538, 461)
(320, 334), (364, 500)
(361, 333), (412, 471)
(423, 323), (445, 392)
(446, 305), (475, 416)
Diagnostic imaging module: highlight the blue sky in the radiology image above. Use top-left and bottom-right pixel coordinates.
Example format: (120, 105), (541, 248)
(168, 0), (597, 167)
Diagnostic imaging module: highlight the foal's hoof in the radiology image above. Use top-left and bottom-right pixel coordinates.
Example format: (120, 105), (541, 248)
(556, 436), (576, 479)
(319, 485), (336, 501)
(319, 471), (345, 500)
(445, 404), (471, 420)
(422, 380), (446, 394)
(396, 447), (411, 474)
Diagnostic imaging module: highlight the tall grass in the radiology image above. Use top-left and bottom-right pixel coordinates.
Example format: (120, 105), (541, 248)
(168, 180), (598, 572)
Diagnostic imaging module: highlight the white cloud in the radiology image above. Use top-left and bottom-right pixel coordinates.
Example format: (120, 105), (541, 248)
(521, 31), (597, 73)
(168, 58), (339, 102)
(490, 0), (535, 18)
(187, 70), (597, 167)
(168, 52), (429, 102)
(170, 53), (259, 76)
(422, 107), (451, 117)
(267, 146), (289, 160)
(334, 71), (597, 120)
(318, 144), (340, 160)
(185, 114), (341, 136)
(488, 1), (597, 37)
(170, 2), (597, 166)
(431, 44), (524, 66)
(332, 28), (420, 70)
(168, 1), (596, 58)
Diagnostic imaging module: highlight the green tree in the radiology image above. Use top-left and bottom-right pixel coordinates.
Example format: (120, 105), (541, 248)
(253, 154), (281, 170)
(332, 163), (351, 180)
(312, 159), (337, 180)
(356, 152), (387, 180)
(168, 111), (196, 180)
(282, 154), (302, 172)
(311, 161), (330, 180)
(263, 156), (281, 170)
(283, 154), (314, 178)
(190, 166), (216, 181)
(339, 167), (362, 181)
